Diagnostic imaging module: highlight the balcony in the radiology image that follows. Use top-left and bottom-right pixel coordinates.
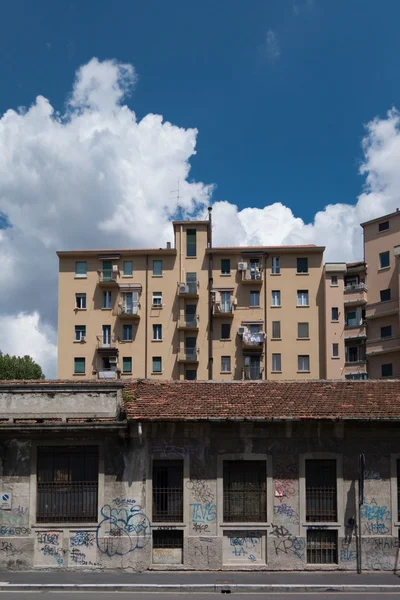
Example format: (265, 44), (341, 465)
(344, 283), (367, 306)
(241, 269), (263, 284)
(177, 317), (199, 330)
(344, 323), (367, 340)
(117, 304), (140, 319)
(343, 362), (367, 378)
(97, 369), (118, 380)
(366, 298), (399, 320)
(213, 303), (233, 317)
(366, 335), (400, 357)
(96, 335), (118, 352)
(242, 366), (263, 380)
(177, 347), (198, 363)
(177, 281), (199, 297)
(98, 270), (118, 287)
(242, 331), (265, 353)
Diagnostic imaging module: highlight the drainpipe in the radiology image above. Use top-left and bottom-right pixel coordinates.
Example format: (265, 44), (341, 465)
(145, 255), (149, 378)
(208, 207), (213, 380)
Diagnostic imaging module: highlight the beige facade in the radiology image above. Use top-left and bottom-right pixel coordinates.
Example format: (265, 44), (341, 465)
(57, 217), (325, 380)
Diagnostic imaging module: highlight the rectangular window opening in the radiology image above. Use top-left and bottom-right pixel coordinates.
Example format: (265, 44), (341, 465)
(221, 323), (231, 339)
(221, 259), (231, 275)
(330, 275), (338, 286)
(122, 357), (132, 373)
(379, 251), (390, 269)
(221, 356), (231, 373)
(153, 260), (163, 276)
(378, 221), (389, 232)
(272, 353), (281, 372)
(75, 326), (86, 342)
(297, 322), (309, 339)
(380, 289), (391, 302)
(272, 321), (281, 339)
(297, 257), (309, 273)
(382, 363), (393, 378)
(123, 261), (133, 276)
(250, 290), (260, 307)
(74, 357), (85, 374)
(186, 229), (197, 257)
(152, 357), (162, 373)
(272, 290), (281, 307)
(381, 325), (392, 339)
(75, 261), (87, 277)
(297, 290), (309, 306)
(152, 530), (183, 565)
(223, 461), (266, 522)
(298, 354), (310, 372)
(305, 459), (337, 522)
(152, 292), (162, 307)
(332, 343), (339, 358)
(152, 460), (183, 522)
(307, 530), (338, 564)
(75, 294), (86, 310)
(153, 324), (162, 340)
(272, 256), (280, 274)
(331, 307), (339, 321)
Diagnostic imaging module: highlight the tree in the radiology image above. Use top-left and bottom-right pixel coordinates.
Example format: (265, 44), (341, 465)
(0, 353), (44, 380)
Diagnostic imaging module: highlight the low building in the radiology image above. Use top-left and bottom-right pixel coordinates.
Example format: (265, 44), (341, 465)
(1, 379), (400, 572)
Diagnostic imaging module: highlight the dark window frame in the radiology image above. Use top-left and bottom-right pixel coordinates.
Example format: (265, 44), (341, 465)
(381, 325), (392, 339)
(221, 258), (231, 275)
(297, 257), (309, 273)
(378, 221), (389, 232)
(152, 460), (183, 522)
(380, 289), (391, 302)
(379, 251), (390, 269)
(382, 363), (393, 378)
(305, 459), (337, 523)
(186, 229), (197, 258)
(221, 323), (231, 340)
(223, 460), (267, 522)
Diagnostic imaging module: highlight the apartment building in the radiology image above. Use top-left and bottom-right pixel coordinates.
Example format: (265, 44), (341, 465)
(363, 210), (400, 378)
(57, 215), (325, 380)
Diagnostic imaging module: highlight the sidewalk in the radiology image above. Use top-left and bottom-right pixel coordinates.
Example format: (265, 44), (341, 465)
(1, 570), (400, 593)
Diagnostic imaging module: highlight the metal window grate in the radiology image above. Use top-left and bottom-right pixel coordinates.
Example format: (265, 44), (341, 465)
(306, 459), (337, 522)
(223, 461), (266, 522)
(152, 460), (183, 522)
(153, 530), (184, 549)
(307, 529), (338, 564)
(37, 446), (98, 523)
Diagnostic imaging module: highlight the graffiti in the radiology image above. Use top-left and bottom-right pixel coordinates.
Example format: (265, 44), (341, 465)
(16, 506), (28, 516)
(0, 541), (22, 556)
(271, 523), (304, 559)
(70, 548), (86, 564)
(340, 550), (357, 562)
(190, 503), (216, 523)
(157, 526), (177, 530)
(186, 479), (214, 504)
(361, 503), (391, 523)
(200, 536), (213, 542)
(364, 470), (381, 481)
(271, 524), (291, 539)
(0, 511), (27, 527)
(248, 554), (256, 562)
(229, 533), (261, 560)
(37, 531), (64, 566)
(193, 541), (217, 564)
(148, 442), (191, 458)
(40, 544), (64, 565)
(37, 532), (59, 545)
(363, 522), (390, 535)
(365, 537), (399, 550)
(0, 526), (30, 536)
(96, 500), (151, 557)
(70, 531), (95, 547)
(274, 462), (298, 502)
(112, 498), (136, 507)
(365, 552), (394, 571)
(273, 504), (300, 525)
(193, 523), (209, 533)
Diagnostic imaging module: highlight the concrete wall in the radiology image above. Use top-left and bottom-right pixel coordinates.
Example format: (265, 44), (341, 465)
(1, 420), (400, 572)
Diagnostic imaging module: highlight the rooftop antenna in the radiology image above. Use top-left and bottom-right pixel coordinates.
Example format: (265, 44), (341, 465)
(170, 180), (183, 220)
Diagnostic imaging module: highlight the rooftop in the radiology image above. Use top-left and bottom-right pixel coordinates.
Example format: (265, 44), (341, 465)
(361, 209), (400, 228)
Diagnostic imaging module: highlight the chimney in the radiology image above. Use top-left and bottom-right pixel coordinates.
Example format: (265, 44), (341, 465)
(166, 242), (171, 249)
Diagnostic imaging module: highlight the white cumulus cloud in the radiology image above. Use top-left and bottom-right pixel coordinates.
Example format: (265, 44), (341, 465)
(0, 58), (399, 378)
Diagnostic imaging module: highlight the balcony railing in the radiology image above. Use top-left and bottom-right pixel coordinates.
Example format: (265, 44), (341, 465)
(97, 369), (118, 380)
(242, 269), (263, 283)
(97, 270), (118, 285)
(344, 282), (367, 292)
(242, 332), (265, 351)
(96, 335), (118, 350)
(177, 317), (198, 330)
(242, 366), (263, 380)
(213, 302), (233, 316)
(37, 481), (98, 523)
(118, 304), (139, 318)
(177, 281), (198, 297)
(178, 347), (198, 362)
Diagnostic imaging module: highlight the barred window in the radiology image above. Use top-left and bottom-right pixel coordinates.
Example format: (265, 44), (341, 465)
(37, 446), (98, 523)
(305, 459), (337, 522)
(152, 460), (183, 522)
(307, 530), (338, 564)
(223, 460), (266, 522)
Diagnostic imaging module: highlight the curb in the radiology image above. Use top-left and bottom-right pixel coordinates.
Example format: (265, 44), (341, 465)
(1, 583), (400, 592)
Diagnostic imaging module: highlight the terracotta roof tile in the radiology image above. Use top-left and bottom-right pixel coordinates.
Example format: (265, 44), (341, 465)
(123, 379), (400, 422)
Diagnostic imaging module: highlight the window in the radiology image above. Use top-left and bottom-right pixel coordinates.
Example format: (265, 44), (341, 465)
(380, 289), (391, 302)
(397, 460), (400, 522)
(272, 290), (281, 307)
(75, 293), (86, 309)
(330, 275), (338, 286)
(305, 459), (337, 522)
(75, 325), (86, 342)
(345, 345), (365, 363)
(123, 324), (133, 341)
(221, 323), (231, 339)
(185, 369), (197, 380)
(307, 530), (338, 564)
(298, 322), (309, 339)
(381, 325), (392, 338)
(272, 321), (281, 339)
(221, 259), (231, 275)
(382, 363), (393, 378)
(186, 272), (197, 294)
(223, 461), (266, 522)
(152, 460), (183, 522)
(103, 290), (112, 309)
(298, 355), (310, 372)
(332, 343), (339, 358)
(221, 356), (231, 373)
(272, 353), (281, 372)
(219, 291), (232, 313)
(379, 251), (390, 269)
(331, 307), (339, 321)
(272, 256), (280, 274)
(297, 257), (308, 273)
(379, 220), (389, 232)
(152, 292), (162, 307)
(152, 357), (162, 373)
(37, 446), (98, 523)
(123, 261), (133, 276)
(153, 324), (162, 340)
(74, 357), (85, 374)
(186, 228), (196, 257)
(122, 357), (132, 373)
(101, 261), (113, 281)
(346, 311), (357, 327)
(75, 261), (87, 277)
(297, 290), (309, 306)
(153, 260), (162, 276)
(345, 373), (368, 381)
(250, 290), (260, 307)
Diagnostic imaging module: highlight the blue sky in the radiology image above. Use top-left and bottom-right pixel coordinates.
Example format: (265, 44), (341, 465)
(1, 0), (400, 221)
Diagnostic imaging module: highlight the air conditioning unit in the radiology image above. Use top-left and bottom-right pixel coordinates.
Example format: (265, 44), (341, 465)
(238, 326), (248, 336)
(109, 356), (118, 364)
(238, 262), (248, 271)
(179, 283), (189, 294)
(112, 265), (119, 273)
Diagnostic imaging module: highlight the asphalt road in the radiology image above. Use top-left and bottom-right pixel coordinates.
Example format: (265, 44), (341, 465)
(2, 595), (400, 599)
